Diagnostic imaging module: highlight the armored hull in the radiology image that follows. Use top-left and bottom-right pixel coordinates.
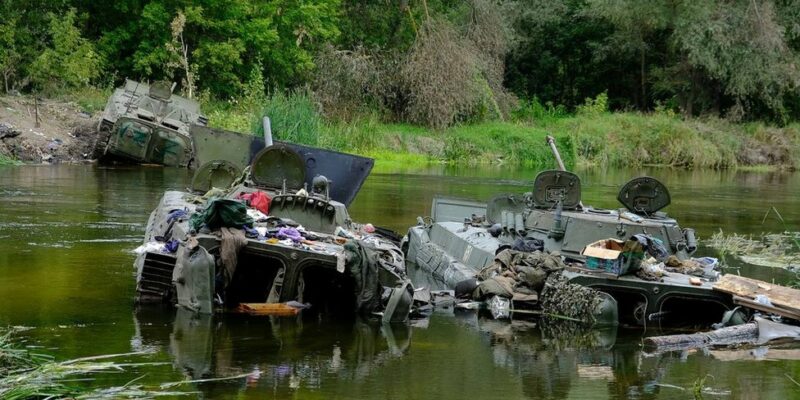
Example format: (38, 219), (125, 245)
(404, 171), (733, 326)
(135, 127), (414, 322)
(96, 80), (208, 166)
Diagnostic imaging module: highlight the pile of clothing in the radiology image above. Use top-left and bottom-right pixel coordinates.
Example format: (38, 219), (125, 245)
(471, 249), (565, 304)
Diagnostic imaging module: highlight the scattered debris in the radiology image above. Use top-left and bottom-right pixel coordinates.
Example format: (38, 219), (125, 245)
(708, 229), (800, 270)
(643, 317), (800, 353)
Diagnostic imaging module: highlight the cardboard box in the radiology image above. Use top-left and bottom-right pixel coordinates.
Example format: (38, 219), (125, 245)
(582, 239), (644, 276)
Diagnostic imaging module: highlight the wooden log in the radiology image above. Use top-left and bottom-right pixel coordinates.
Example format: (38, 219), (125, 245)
(643, 323), (758, 352)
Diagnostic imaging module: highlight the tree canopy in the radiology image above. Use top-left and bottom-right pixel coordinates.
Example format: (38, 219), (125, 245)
(1, 0), (799, 122)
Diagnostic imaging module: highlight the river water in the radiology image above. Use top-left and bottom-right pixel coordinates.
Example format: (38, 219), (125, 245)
(1, 164), (799, 399)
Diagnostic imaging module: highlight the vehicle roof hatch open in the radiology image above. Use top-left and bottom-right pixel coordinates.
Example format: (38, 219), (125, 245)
(250, 144), (306, 191)
(532, 170), (581, 210)
(617, 176), (671, 215)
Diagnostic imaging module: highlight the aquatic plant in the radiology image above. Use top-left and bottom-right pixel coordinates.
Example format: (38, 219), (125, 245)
(708, 208), (800, 270)
(0, 328), (193, 399)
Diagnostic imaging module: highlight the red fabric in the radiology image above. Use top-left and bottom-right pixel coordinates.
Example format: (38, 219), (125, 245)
(236, 191), (271, 214)
(250, 191), (271, 214)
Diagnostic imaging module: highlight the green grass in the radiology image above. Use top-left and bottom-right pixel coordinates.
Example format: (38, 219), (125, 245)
(0, 328), (193, 399)
(0, 153), (19, 166)
(202, 92), (800, 170)
(54, 86), (112, 115)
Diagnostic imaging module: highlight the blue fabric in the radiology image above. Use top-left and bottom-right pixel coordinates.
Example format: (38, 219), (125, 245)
(631, 234), (669, 261)
(164, 239), (180, 253)
(243, 225), (260, 239)
(167, 209), (189, 223)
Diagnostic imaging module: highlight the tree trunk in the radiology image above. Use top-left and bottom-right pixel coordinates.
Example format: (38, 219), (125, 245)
(712, 81), (721, 117)
(640, 47), (646, 110)
(643, 323), (758, 353)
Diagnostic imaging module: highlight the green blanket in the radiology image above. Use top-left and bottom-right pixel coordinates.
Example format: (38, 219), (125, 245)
(190, 199), (254, 231)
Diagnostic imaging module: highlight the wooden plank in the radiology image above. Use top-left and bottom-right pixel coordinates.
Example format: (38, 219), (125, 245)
(732, 296), (800, 321)
(235, 303), (300, 316)
(713, 275), (800, 314)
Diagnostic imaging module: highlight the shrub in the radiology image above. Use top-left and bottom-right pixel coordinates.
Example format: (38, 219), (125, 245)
(401, 19), (482, 129)
(576, 91), (609, 116)
(313, 45), (382, 120)
(29, 9), (102, 95)
(512, 96), (568, 124)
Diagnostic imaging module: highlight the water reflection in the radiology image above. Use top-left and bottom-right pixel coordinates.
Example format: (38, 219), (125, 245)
(132, 308), (412, 398)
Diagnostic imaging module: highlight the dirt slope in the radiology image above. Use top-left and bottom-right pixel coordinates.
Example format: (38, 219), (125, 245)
(0, 96), (99, 163)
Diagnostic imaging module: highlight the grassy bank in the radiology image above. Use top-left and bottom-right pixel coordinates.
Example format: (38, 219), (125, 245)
(204, 95), (800, 170)
(5, 87), (794, 170)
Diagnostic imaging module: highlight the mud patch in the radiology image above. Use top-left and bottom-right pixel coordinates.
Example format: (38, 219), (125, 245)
(0, 96), (100, 164)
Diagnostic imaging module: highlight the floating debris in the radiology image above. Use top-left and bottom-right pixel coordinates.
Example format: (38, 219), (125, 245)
(1, 328), (192, 399)
(707, 230), (800, 270)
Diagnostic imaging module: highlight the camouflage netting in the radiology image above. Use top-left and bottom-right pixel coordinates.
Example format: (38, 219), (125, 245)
(540, 271), (605, 324)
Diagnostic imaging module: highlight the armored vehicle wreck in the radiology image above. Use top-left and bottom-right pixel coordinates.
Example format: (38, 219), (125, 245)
(96, 79), (208, 166)
(134, 126), (415, 322)
(404, 138), (733, 327)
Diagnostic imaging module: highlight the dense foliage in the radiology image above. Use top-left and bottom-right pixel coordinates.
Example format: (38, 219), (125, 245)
(1, 0), (800, 123)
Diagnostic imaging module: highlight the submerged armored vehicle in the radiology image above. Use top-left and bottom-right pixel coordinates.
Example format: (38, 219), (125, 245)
(405, 137), (732, 326)
(96, 79), (208, 166)
(135, 125), (416, 322)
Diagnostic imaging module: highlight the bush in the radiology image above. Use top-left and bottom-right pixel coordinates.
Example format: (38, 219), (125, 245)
(313, 45), (382, 120)
(29, 9), (102, 95)
(401, 19), (482, 129)
(319, 114), (382, 153)
(576, 91), (608, 116)
(512, 96), (568, 124)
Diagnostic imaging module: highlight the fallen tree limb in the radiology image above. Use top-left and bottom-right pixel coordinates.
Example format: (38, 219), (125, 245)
(643, 323), (758, 352)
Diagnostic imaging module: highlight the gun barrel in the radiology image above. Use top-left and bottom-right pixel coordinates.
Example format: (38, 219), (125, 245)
(546, 135), (566, 171)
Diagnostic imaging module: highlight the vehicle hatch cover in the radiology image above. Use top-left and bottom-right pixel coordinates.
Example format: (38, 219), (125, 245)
(250, 145), (306, 190)
(190, 125), (373, 206)
(617, 176), (670, 214)
(190, 160), (241, 193)
(532, 170), (581, 209)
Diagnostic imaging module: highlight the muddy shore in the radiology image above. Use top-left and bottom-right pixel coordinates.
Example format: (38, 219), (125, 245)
(0, 96), (100, 164)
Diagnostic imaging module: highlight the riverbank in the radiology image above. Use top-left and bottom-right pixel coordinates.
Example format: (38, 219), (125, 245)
(376, 114), (799, 170)
(0, 94), (99, 164)
(203, 94), (800, 170)
(1, 91), (798, 170)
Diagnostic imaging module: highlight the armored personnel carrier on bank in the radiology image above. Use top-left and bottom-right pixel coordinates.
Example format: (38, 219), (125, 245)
(404, 137), (733, 326)
(135, 125), (415, 322)
(96, 80), (208, 166)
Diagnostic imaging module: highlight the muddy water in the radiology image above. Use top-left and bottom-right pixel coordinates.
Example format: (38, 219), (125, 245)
(1, 164), (799, 399)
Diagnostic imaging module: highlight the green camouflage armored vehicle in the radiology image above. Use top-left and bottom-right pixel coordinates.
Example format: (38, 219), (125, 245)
(134, 125), (416, 323)
(96, 79), (208, 166)
(404, 137), (733, 327)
